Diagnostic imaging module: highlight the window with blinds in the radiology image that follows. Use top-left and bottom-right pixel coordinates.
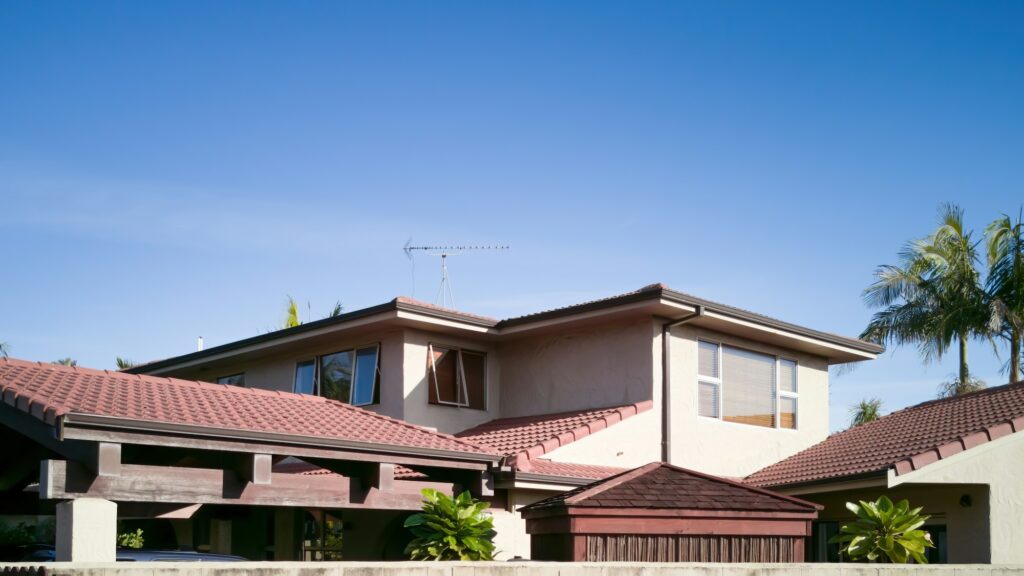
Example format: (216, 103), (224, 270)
(696, 340), (799, 430)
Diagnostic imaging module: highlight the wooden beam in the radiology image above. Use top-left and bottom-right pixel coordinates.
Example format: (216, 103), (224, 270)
(40, 459), (447, 510)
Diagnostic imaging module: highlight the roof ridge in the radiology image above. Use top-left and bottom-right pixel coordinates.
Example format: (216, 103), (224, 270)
(892, 379), (1024, 414)
(652, 462), (821, 509)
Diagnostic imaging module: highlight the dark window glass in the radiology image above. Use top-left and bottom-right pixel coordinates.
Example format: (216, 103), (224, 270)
(217, 373), (245, 387)
(294, 360), (315, 395)
(429, 346), (460, 404)
(351, 346), (379, 406)
(462, 350), (486, 410)
(320, 351), (354, 403)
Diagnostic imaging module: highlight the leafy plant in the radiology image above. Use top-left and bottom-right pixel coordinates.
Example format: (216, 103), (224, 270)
(404, 489), (496, 561)
(829, 495), (934, 563)
(849, 398), (883, 427)
(284, 296), (302, 328)
(52, 357), (77, 367)
(117, 528), (144, 549)
(115, 357), (136, 370)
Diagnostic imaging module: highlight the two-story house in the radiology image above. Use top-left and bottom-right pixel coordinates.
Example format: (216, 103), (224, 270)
(128, 283), (881, 559)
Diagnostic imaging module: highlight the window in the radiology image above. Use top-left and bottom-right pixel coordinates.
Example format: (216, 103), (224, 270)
(697, 340), (799, 430)
(292, 344), (380, 406)
(427, 344), (486, 409)
(217, 373), (245, 387)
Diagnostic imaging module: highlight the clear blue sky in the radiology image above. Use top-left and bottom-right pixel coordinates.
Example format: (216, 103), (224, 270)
(2, 1), (1021, 431)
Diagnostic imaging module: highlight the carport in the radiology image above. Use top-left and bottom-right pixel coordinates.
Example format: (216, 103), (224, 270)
(520, 462), (820, 562)
(0, 358), (500, 561)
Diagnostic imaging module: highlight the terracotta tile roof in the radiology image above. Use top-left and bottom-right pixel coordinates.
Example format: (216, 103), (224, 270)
(526, 460), (626, 481)
(456, 401), (653, 472)
(746, 380), (1024, 488)
(0, 357), (500, 458)
(523, 462), (820, 512)
(394, 296), (498, 324)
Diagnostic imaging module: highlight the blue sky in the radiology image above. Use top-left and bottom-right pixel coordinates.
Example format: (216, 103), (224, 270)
(1, 1), (1021, 431)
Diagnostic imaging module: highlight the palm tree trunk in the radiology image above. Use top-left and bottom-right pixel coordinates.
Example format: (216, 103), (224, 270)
(1012, 331), (1021, 383)
(959, 333), (970, 385)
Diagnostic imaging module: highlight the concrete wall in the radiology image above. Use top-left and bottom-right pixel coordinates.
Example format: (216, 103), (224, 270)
(497, 319), (656, 418)
(889, 430), (1024, 564)
(667, 324), (831, 478)
(402, 329), (500, 434)
(15, 561), (1024, 575)
(491, 489), (552, 561)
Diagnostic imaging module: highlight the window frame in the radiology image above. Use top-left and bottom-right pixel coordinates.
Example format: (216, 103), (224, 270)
(427, 343), (487, 410)
(291, 343), (380, 407)
(696, 339), (799, 431)
(216, 373), (245, 387)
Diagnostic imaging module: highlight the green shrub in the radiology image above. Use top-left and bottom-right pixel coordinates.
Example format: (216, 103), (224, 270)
(830, 495), (934, 563)
(404, 489), (496, 560)
(117, 528), (144, 549)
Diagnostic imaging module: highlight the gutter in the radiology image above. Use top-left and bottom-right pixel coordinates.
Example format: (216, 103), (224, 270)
(661, 306), (704, 462)
(61, 412), (502, 464)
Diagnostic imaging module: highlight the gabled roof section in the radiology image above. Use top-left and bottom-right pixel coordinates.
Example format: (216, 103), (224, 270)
(523, 462), (820, 512)
(746, 380), (1024, 489)
(456, 401), (653, 471)
(0, 357), (499, 460)
(130, 283), (880, 375)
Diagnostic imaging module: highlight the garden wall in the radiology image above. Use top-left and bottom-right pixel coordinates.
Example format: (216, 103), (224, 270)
(3, 562), (1024, 576)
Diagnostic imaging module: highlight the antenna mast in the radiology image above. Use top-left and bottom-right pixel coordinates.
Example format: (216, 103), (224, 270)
(403, 240), (509, 308)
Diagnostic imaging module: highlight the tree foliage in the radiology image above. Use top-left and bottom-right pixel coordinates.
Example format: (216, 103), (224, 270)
(830, 495), (934, 563)
(404, 489), (496, 561)
(52, 358), (77, 367)
(986, 210), (1024, 382)
(117, 528), (144, 549)
(115, 357), (136, 370)
(849, 397), (883, 427)
(284, 296), (301, 328)
(0, 341), (8, 358)
(862, 203), (989, 395)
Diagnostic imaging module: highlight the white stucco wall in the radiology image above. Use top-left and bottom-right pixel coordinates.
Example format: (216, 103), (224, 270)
(497, 319), (657, 418)
(542, 408), (661, 469)
(490, 489), (553, 560)
(890, 430), (1024, 564)
(400, 328), (500, 434)
(667, 324), (831, 478)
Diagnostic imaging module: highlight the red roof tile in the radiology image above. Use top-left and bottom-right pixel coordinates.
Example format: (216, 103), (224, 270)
(0, 357), (499, 458)
(456, 401), (653, 472)
(523, 462), (820, 512)
(527, 460), (626, 481)
(746, 380), (1024, 488)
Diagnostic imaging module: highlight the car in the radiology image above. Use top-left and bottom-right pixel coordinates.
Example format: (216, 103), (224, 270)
(11, 545), (246, 562)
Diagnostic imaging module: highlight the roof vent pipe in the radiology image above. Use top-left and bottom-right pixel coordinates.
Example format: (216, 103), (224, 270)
(661, 305), (704, 463)
(197, 336), (204, 352)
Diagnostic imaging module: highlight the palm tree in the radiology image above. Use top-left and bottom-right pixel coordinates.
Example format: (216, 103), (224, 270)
(862, 203), (989, 396)
(329, 301), (343, 317)
(284, 296), (301, 328)
(115, 357), (136, 370)
(53, 358), (77, 367)
(850, 398), (883, 427)
(986, 209), (1024, 382)
(0, 341), (8, 358)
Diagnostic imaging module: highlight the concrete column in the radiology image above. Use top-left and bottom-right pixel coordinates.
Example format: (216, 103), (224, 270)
(55, 498), (117, 562)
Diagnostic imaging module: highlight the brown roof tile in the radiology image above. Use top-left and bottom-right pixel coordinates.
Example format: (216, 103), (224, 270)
(746, 380), (1024, 488)
(0, 357), (499, 457)
(523, 462), (820, 512)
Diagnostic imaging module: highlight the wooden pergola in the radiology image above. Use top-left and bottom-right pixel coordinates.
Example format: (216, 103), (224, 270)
(0, 358), (501, 561)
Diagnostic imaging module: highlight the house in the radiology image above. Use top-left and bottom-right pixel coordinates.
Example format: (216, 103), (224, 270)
(745, 380), (1024, 564)
(118, 283), (881, 559)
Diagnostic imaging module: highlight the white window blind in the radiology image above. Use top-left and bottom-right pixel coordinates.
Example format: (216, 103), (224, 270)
(698, 340), (719, 378)
(698, 381), (720, 418)
(721, 346), (776, 428)
(780, 359), (797, 393)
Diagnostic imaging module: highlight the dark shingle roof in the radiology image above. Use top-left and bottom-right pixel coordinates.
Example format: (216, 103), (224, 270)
(523, 462), (819, 512)
(746, 380), (1024, 488)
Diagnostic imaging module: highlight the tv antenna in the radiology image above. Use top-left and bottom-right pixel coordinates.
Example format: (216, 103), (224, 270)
(403, 239), (509, 308)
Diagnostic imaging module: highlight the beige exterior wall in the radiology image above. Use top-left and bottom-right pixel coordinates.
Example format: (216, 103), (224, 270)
(543, 408), (661, 469)
(802, 482), (990, 564)
(667, 324), (831, 478)
(401, 328), (500, 434)
(490, 489), (552, 560)
(497, 318), (657, 417)
(160, 330), (408, 420)
(889, 430), (1024, 564)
